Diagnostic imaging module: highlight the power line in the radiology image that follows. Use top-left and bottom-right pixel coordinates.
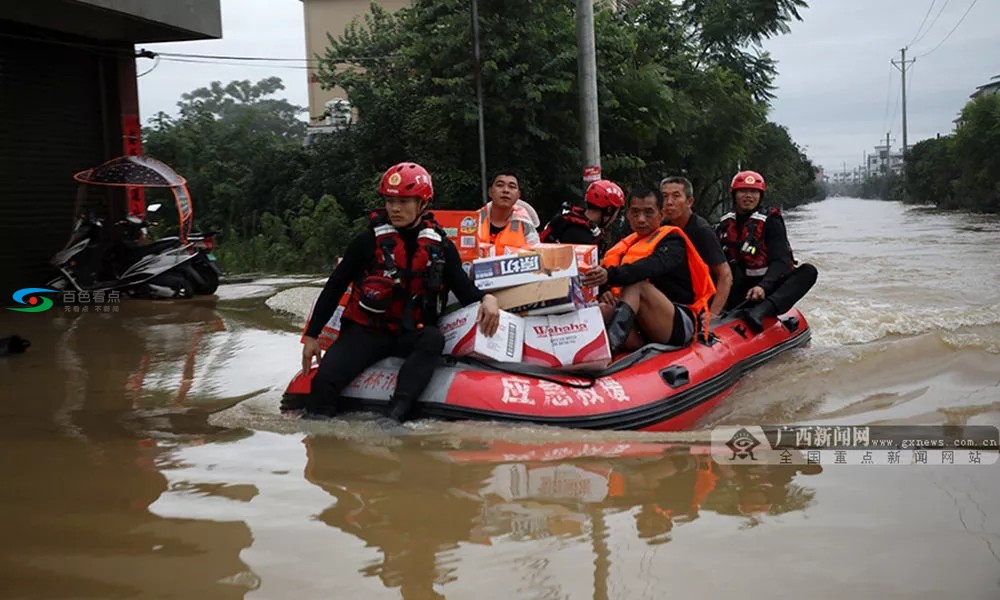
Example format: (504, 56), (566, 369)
(905, 0), (936, 48)
(140, 49), (402, 64)
(155, 56), (318, 70)
(910, 0), (950, 47)
(137, 55), (161, 77)
(915, 0), (977, 58)
(150, 50), (318, 62)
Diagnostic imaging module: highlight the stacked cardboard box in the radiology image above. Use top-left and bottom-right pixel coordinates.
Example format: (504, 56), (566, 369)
(438, 302), (524, 363)
(461, 243), (612, 369)
(433, 209), (480, 276)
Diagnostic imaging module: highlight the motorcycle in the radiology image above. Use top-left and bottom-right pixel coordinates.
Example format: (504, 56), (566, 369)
(120, 203), (222, 296)
(46, 155), (225, 299)
(47, 211), (199, 299)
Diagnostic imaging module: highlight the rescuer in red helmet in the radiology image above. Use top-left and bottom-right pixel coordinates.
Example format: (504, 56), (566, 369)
(716, 170), (818, 333)
(539, 179), (625, 257)
(289, 162), (501, 422)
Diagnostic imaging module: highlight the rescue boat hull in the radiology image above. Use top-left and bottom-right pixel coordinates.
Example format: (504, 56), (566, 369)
(282, 309), (811, 431)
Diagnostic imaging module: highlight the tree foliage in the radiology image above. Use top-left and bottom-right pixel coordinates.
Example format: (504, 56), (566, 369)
(901, 93), (1000, 211)
(142, 0), (824, 275)
(316, 0), (820, 220)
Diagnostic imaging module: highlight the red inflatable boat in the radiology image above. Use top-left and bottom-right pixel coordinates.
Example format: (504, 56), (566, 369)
(282, 308), (811, 432)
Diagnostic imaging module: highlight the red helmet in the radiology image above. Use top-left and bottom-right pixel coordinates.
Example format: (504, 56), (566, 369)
(585, 179), (625, 209)
(731, 170), (766, 193)
(378, 162), (433, 202)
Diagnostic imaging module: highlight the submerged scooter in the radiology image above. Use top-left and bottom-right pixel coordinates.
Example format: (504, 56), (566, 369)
(45, 155), (222, 300)
(47, 211), (199, 299)
(117, 203), (222, 295)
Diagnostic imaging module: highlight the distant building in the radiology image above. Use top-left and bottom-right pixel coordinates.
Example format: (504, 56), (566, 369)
(970, 74), (1000, 99)
(298, 0), (624, 141)
(867, 144), (904, 176)
(299, 0), (410, 139)
(830, 170), (863, 185)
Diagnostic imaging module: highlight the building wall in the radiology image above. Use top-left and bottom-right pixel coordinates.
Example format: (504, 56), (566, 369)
(302, 0), (410, 124)
(0, 2), (221, 291)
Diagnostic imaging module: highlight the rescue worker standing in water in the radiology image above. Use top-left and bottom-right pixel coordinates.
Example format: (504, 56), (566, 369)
(717, 170), (818, 333)
(539, 179), (625, 257)
(288, 162), (501, 422)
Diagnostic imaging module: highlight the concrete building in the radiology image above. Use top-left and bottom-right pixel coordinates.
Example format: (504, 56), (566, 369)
(299, 0), (410, 140)
(866, 144), (904, 176)
(970, 74), (1000, 99)
(1, 1), (221, 290)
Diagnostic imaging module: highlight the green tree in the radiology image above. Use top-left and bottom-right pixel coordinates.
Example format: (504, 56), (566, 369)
(314, 0), (810, 223)
(143, 77), (309, 238)
(951, 93), (1000, 212)
(903, 136), (956, 206)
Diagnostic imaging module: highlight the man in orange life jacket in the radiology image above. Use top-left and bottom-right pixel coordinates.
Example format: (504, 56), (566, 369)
(717, 170), (818, 333)
(581, 187), (716, 354)
(291, 162), (501, 422)
(660, 176), (733, 318)
(477, 170), (541, 253)
(538, 179), (625, 257)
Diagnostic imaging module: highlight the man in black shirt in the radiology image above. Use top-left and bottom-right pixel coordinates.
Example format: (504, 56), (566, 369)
(716, 170), (818, 333)
(288, 162), (501, 421)
(581, 188), (716, 354)
(660, 176), (733, 318)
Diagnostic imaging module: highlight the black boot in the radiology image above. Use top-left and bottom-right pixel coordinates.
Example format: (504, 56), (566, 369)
(302, 395), (339, 419)
(606, 302), (637, 354)
(385, 393), (416, 423)
(742, 299), (776, 334)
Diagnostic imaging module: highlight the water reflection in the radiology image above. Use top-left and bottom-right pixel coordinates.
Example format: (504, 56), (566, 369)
(0, 305), (256, 598)
(303, 436), (822, 597)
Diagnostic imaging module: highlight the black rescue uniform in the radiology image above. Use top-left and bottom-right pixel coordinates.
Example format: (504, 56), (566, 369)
(716, 207), (818, 326)
(300, 212), (484, 419)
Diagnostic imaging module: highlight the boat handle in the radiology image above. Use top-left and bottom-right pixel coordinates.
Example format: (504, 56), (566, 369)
(659, 365), (690, 389)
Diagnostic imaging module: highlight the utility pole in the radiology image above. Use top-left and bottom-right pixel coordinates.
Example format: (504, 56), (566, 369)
(881, 132), (895, 174)
(471, 0), (488, 204)
(576, 0), (601, 184)
(891, 47), (915, 159)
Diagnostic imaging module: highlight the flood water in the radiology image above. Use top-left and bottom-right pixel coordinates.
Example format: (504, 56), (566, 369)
(2, 198), (999, 599)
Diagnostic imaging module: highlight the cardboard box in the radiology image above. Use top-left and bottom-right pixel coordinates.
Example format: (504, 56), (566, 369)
(434, 210), (480, 274)
(522, 306), (612, 370)
(439, 302), (524, 363)
(478, 243), (599, 301)
(471, 249), (579, 291)
(532, 243), (599, 303)
(493, 276), (591, 316)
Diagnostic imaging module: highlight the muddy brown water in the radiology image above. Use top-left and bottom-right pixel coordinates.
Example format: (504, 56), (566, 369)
(2, 199), (999, 599)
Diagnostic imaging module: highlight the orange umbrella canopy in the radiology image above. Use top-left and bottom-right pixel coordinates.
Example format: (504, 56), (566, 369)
(74, 155), (186, 188)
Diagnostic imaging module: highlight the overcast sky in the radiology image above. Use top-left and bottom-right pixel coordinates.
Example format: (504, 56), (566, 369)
(137, 0), (999, 175)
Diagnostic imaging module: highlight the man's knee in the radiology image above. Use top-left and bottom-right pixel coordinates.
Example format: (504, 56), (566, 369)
(796, 263), (818, 287)
(414, 325), (445, 355)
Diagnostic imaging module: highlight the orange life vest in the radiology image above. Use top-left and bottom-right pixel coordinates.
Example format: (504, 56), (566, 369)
(601, 225), (716, 337)
(477, 204), (532, 254)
